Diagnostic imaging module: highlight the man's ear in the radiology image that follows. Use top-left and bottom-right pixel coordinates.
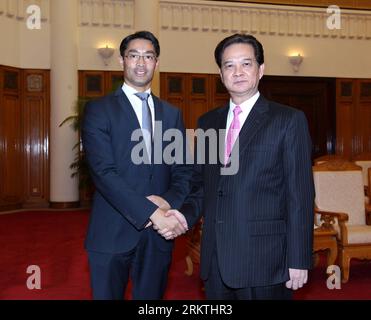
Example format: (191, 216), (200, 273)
(119, 56), (124, 68)
(258, 63), (265, 80)
(219, 69), (224, 83)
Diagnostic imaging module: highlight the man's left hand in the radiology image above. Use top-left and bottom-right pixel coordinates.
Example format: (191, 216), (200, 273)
(285, 268), (308, 290)
(147, 195), (171, 210)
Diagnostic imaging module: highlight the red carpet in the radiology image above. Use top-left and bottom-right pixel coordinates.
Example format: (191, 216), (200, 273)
(0, 210), (370, 300)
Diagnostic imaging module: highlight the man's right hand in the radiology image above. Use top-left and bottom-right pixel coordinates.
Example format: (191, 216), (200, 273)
(150, 208), (187, 240)
(159, 209), (189, 240)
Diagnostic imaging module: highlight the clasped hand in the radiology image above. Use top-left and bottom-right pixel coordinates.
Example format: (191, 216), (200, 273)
(147, 195), (188, 240)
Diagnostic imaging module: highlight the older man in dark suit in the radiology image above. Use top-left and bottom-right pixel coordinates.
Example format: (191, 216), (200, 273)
(170, 34), (315, 300)
(82, 31), (192, 300)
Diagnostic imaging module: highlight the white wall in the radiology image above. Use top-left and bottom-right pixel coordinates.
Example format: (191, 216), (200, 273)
(0, 15), (19, 67)
(159, 0), (371, 78)
(78, 27), (132, 71)
(1, 0), (371, 79)
(159, 29), (371, 78)
(18, 20), (50, 69)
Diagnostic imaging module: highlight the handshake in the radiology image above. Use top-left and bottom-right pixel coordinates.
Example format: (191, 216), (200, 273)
(146, 195), (188, 241)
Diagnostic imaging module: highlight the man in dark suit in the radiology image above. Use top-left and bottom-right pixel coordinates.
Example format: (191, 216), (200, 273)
(170, 34), (315, 299)
(81, 31), (192, 300)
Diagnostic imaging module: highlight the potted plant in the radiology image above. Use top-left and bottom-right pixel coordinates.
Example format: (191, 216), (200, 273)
(59, 97), (94, 206)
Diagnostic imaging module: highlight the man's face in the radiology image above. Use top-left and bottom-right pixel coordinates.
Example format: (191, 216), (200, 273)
(120, 38), (159, 91)
(219, 43), (264, 102)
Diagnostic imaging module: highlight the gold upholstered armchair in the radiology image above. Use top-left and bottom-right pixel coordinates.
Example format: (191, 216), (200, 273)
(314, 154), (347, 165)
(313, 160), (371, 283)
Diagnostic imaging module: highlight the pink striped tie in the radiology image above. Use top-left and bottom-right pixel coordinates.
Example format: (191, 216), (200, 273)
(225, 105), (242, 165)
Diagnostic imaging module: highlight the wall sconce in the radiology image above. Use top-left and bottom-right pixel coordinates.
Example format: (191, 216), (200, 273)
(288, 54), (303, 72)
(98, 45), (114, 66)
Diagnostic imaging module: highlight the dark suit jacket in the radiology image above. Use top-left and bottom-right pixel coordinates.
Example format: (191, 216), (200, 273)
(183, 95), (315, 288)
(81, 87), (193, 254)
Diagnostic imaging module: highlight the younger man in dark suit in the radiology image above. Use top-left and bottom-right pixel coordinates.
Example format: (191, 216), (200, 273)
(82, 31), (192, 300)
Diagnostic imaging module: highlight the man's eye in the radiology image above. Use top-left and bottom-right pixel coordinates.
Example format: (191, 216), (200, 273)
(130, 54), (138, 59)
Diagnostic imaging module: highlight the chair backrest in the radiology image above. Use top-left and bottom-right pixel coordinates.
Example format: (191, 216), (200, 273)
(314, 154), (347, 165)
(313, 161), (365, 226)
(352, 153), (371, 187)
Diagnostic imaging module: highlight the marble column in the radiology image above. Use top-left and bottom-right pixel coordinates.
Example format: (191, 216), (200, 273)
(49, 0), (79, 208)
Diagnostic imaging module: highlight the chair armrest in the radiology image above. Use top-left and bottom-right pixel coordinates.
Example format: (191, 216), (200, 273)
(314, 206), (349, 244)
(314, 206), (348, 224)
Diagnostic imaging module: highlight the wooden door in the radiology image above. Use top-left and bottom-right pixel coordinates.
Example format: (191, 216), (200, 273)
(187, 74), (209, 129)
(259, 76), (336, 159)
(160, 73), (187, 124)
(22, 70), (50, 208)
(337, 79), (371, 157)
(0, 66), (23, 210)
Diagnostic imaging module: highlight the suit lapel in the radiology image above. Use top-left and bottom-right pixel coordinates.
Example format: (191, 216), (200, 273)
(215, 105), (229, 168)
(114, 87), (141, 134)
(152, 94), (164, 135)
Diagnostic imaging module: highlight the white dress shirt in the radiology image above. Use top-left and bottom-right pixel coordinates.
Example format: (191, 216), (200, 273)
(122, 83), (155, 135)
(225, 91), (260, 143)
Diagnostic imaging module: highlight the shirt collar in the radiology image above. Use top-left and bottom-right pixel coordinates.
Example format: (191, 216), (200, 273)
(230, 91), (260, 112)
(122, 82), (151, 97)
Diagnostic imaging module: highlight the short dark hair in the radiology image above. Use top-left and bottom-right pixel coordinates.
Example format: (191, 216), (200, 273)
(214, 33), (264, 68)
(119, 31), (160, 58)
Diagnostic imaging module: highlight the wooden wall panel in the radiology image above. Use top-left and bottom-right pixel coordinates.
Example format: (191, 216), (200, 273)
(79, 70), (124, 98)
(22, 70), (50, 208)
(160, 73), (187, 124)
(161, 73), (229, 129)
(0, 66), (50, 211)
(336, 79), (371, 158)
(0, 94), (23, 209)
(358, 80), (371, 153)
(0, 66), (23, 210)
(336, 102), (353, 157)
(188, 74), (210, 129)
(259, 76), (336, 159)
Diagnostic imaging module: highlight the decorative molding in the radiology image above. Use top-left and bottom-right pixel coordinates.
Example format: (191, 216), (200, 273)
(0, 0), (49, 22)
(0, 0), (134, 28)
(27, 74), (43, 92)
(79, 0), (134, 29)
(160, 0), (371, 40)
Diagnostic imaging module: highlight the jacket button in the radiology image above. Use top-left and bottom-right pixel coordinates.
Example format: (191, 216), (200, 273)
(218, 190), (223, 197)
